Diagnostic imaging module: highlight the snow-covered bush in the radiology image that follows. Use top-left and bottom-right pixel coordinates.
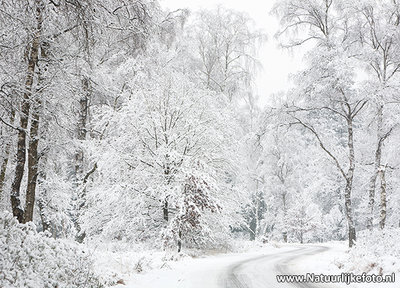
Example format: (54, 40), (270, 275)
(0, 212), (104, 288)
(338, 228), (400, 275)
(91, 241), (186, 284)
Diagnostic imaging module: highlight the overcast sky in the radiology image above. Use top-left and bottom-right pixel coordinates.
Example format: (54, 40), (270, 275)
(159, 0), (305, 106)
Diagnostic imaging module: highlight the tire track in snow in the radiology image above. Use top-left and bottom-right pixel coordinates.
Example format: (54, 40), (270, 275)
(222, 245), (331, 288)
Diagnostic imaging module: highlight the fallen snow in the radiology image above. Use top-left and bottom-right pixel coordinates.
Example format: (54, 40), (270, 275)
(292, 241), (398, 288)
(106, 242), (293, 288)
(91, 239), (399, 288)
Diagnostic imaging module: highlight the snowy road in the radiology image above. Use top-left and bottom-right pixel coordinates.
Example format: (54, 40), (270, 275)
(223, 245), (330, 288)
(129, 245), (342, 288)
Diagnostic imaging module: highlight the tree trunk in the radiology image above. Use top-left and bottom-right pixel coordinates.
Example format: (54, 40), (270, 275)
(163, 198), (169, 221)
(255, 180), (260, 239)
(249, 216), (256, 241)
(74, 77), (89, 180)
(38, 189), (51, 231)
(38, 170), (51, 232)
(0, 111), (15, 209)
(282, 231), (288, 243)
(34, 41), (51, 231)
(367, 104), (383, 230)
(24, 33), (49, 224)
(379, 166), (387, 229)
(0, 149), (10, 208)
(345, 117), (356, 247)
(70, 2), (95, 241)
(345, 179), (356, 247)
(11, 0), (43, 223)
(282, 192), (288, 243)
(72, 77), (90, 242)
(366, 170), (378, 230)
(37, 155), (51, 233)
(177, 230), (182, 252)
(24, 100), (41, 223)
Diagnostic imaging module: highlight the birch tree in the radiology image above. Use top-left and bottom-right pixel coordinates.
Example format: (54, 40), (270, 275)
(0, 0), (45, 223)
(274, 0), (367, 247)
(349, 0), (400, 230)
(191, 7), (266, 103)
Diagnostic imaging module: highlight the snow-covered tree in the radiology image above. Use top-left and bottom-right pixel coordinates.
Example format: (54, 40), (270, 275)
(190, 6), (266, 103)
(80, 44), (243, 250)
(274, 0), (369, 247)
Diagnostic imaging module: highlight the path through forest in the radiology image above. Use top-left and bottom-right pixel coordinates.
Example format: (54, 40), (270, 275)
(125, 244), (396, 288)
(223, 245), (333, 288)
(124, 245), (339, 288)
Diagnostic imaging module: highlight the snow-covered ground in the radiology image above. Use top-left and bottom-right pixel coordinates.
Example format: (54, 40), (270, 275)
(3, 216), (397, 288)
(288, 241), (397, 288)
(110, 243), (295, 288)
(91, 241), (286, 287)
(93, 241), (398, 288)
(291, 242), (348, 280)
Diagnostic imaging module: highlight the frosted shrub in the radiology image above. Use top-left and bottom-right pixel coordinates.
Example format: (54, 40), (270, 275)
(342, 228), (400, 274)
(0, 212), (104, 288)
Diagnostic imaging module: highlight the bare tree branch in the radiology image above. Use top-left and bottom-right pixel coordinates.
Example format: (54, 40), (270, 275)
(291, 116), (347, 179)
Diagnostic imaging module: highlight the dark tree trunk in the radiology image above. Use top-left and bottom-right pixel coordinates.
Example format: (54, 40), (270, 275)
(163, 198), (169, 221)
(11, 122), (28, 223)
(11, 0), (43, 223)
(24, 33), (49, 224)
(249, 216), (256, 241)
(24, 101), (41, 223)
(282, 231), (288, 243)
(177, 230), (182, 252)
(0, 110), (15, 208)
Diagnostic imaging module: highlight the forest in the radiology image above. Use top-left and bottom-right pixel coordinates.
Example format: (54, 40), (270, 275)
(0, 0), (399, 287)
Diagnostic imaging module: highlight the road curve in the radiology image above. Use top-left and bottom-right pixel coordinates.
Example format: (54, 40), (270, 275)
(221, 245), (330, 288)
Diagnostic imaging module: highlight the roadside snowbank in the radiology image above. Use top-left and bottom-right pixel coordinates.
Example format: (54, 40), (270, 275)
(291, 242), (349, 287)
(340, 229), (400, 276)
(292, 238), (398, 288)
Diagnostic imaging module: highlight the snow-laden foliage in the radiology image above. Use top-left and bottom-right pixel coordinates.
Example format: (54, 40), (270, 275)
(265, 0), (400, 249)
(338, 229), (400, 275)
(0, 212), (103, 288)
(79, 46), (244, 250)
(190, 6), (266, 103)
